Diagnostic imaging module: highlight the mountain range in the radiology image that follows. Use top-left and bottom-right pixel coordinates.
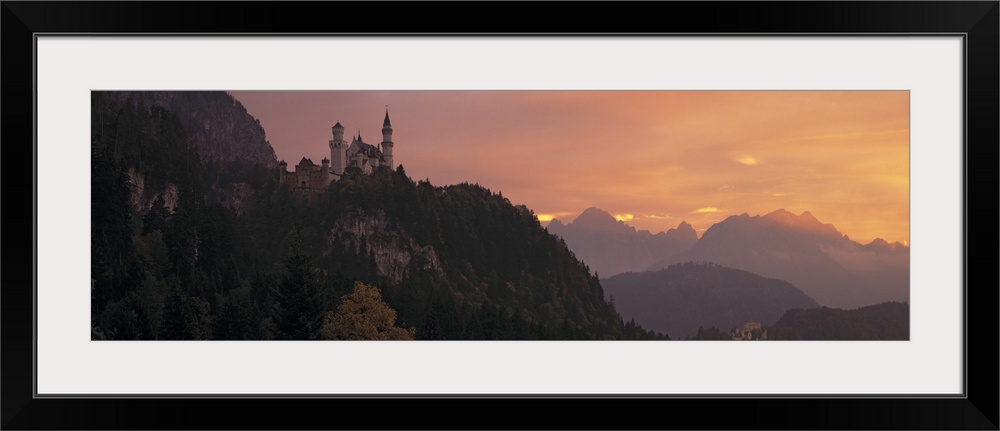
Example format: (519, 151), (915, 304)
(545, 207), (697, 278)
(548, 208), (909, 309)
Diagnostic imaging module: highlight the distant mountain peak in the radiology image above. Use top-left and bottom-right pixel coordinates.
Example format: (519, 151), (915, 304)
(763, 208), (842, 239)
(570, 207), (628, 231)
(575, 206), (615, 222)
(545, 218), (566, 234)
(862, 237), (909, 253)
(548, 207), (697, 277)
(663, 221), (698, 242)
(764, 208), (798, 221)
(764, 208), (818, 224)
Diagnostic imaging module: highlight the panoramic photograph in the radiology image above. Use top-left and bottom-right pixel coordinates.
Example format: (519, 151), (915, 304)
(90, 90), (910, 341)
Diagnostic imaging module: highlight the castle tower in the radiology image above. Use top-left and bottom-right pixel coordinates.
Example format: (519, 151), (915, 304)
(329, 121), (346, 176)
(277, 160), (288, 185)
(381, 108), (394, 169)
(320, 157), (332, 187)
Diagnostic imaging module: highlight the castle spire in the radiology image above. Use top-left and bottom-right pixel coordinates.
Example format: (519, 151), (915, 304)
(381, 107), (394, 170)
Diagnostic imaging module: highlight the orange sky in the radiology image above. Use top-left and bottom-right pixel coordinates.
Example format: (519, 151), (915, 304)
(230, 91), (909, 245)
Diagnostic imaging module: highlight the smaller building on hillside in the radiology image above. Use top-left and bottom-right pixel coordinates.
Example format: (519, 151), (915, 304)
(731, 321), (768, 340)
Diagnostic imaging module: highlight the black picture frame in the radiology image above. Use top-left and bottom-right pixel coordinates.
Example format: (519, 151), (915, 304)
(3, 2), (997, 429)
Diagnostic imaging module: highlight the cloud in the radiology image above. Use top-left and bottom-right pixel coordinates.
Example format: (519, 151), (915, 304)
(234, 90), (909, 245)
(536, 211), (577, 222)
(614, 214), (636, 222)
(646, 213), (673, 220)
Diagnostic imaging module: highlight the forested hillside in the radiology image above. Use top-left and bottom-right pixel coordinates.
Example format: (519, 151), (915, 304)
(768, 302), (909, 340)
(90, 93), (665, 340)
(602, 262), (818, 338)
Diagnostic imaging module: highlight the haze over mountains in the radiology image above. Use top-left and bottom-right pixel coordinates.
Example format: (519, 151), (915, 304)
(545, 207), (697, 278)
(547, 207), (909, 309)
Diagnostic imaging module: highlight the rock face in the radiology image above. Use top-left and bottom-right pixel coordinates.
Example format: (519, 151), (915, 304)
(545, 207), (697, 278)
(329, 210), (442, 285)
(210, 182), (255, 216)
(127, 168), (178, 214)
(101, 91), (277, 168)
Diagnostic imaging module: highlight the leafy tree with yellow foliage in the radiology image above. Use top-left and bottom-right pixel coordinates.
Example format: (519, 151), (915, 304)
(322, 282), (415, 340)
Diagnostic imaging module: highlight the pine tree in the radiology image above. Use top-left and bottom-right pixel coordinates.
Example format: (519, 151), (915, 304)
(91, 144), (144, 321)
(276, 230), (324, 340)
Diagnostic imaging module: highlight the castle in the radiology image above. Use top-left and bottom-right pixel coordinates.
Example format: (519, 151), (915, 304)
(278, 110), (395, 189)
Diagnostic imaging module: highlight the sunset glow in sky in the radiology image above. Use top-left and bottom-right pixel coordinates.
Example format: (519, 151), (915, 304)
(230, 91), (909, 245)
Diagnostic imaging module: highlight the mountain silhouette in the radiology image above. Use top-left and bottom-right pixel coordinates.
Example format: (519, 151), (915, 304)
(546, 207), (696, 278)
(769, 301), (909, 340)
(602, 262), (819, 339)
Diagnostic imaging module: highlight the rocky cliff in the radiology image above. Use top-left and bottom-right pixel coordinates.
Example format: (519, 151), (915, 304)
(329, 209), (443, 285)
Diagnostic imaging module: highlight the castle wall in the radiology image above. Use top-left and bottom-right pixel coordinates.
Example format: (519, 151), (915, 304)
(279, 166), (330, 190)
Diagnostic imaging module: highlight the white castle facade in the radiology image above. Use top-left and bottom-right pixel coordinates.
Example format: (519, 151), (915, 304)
(278, 110), (395, 189)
